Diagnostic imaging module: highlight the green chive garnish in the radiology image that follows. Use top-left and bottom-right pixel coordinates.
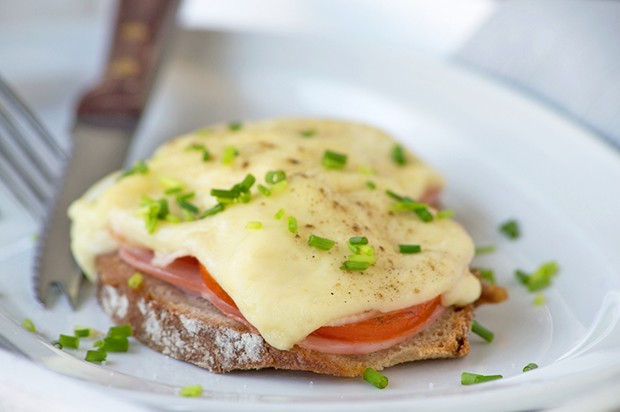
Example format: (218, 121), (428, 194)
(499, 219), (520, 239)
(471, 320), (494, 342)
(265, 170), (287, 184)
(210, 188), (239, 199)
(436, 209), (454, 219)
(179, 384), (204, 397)
(85, 349), (107, 363)
(478, 268), (496, 285)
(299, 129), (316, 138)
(475, 245), (496, 256)
(349, 236), (368, 245)
(51, 340), (63, 349)
(202, 203), (225, 218)
(274, 208), (286, 220)
(365, 180), (376, 190)
(246, 221), (262, 230)
(340, 260), (370, 271)
(533, 293), (546, 306)
(515, 261), (559, 292)
(322, 150), (348, 169)
(523, 363), (539, 372)
(186, 143), (211, 161)
(308, 234), (336, 251)
(21, 318), (35, 333)
(128, 272), (143, 290)
(399, 244), (421, 254)
(108, 324), (132, 338)
(102, 336), (129, 352)
(74, 326), (91, 338)
(221, 145), (238, 165)
(58, 334), (79, 349)
(461, 372), (503, 385)
(391, 144), (406, 166)
(288, 216), (298, 234)
(257, 184), (271, 197)
(363, 368), (388, 389)
(348, 254), (376, 264)
(387, 191), (433, 222)
(118, 160), (148, 180)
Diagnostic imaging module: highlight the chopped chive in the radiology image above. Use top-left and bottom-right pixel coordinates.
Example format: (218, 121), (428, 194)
(390, 201), (427, 212)
(246, 221), (263, 230)
(179, 384), (204, 397)
(180, 210), (195, 222)
(385, 189), (414, 203)
(515, 261), (559, 292)
(176, 191), (195, 201)
(228, 121), (243, 131)
(85, 349), (107, 363)
(399, 244), (421, 254)
(221, 146), (238, 165)
(471, 320), (494, 342)
(461, 372), (503, 385)
(118, 160), (148, 180)
(356, 244), (375, 256)
(102, 336), (129, 352)
(265, 170), (287, 184)
(210, 188), (239, 199)
(137, 196), (169, 234)
(365, 180), (376, 190)
(257, 184), (272, 197)
(340, 260), (370, 271)
(349, 236), (369, 245)
(347, 254), (376, 264)
(322, 150), (348, 169)
(74, 326), (91, 338)
(533, 293), (546, 306)
(415, 208), (434, 222)
(202, 203), (225, 218)
(308, 234), (336, 251)
(236, 174), (256, 192)
(288, 216), (298, 234)
(128, 272), (143, 290)
(58, 334), (79, 349)
(186, 143), (211, 162)
(93, 340), (104, 348)
(21, 318), (35, 333)
(177, 199), (200, 214)
(270, 180), (288, 193)
(274, 208), (286, 220)
(51, 340), (63, 349)
(299, 129), (316, 138)
(499, 219), (520, 239)
(160, 177), (184, 194)
(523, 363), (539, 372)
(478, 268), (496, 285)
(436, 209), (455, 219)
(475, 245), (496, 256)
(108, 324), (132, 338)
(391, 144), (407, 166)
(363, 368), (388, 389)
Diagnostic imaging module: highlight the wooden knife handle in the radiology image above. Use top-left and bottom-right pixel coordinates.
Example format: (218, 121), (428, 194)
(76, 0), (180, 128)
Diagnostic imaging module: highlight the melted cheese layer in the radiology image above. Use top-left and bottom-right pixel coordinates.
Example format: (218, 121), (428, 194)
(69, 118), (480, 350)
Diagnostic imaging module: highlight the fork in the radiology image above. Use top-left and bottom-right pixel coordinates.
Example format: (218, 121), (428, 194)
(0, 76), (66, 220)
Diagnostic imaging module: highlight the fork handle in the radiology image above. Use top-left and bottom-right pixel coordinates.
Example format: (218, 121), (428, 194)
(76, 0), (180, 128)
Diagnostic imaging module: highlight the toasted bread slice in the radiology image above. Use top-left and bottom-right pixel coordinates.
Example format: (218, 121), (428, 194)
(96, 252), (474, 377)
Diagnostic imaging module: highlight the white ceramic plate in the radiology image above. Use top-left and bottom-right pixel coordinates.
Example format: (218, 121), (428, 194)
(1, 30), (620, 411)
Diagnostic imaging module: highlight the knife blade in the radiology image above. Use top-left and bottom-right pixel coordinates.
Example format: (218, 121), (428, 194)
(35, 0), (180, 308)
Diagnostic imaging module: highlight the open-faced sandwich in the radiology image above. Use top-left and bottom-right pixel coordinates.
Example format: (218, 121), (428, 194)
(69, 118), (505, 377)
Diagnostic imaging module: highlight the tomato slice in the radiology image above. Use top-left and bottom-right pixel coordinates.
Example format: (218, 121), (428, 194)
(199, 263), (440, 343)
(311, 297), (440, 342)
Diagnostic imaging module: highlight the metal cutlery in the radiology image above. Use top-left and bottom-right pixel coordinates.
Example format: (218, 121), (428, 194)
(34, 0), (180, 308)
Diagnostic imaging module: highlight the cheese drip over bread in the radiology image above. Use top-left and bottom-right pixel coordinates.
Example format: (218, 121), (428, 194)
(69, 118), (480, 350)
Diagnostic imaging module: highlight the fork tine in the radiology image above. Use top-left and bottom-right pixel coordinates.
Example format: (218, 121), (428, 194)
(0, 78), (65, 219)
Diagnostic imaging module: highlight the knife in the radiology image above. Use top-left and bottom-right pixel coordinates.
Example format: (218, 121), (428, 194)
(35, 0), (180, 308)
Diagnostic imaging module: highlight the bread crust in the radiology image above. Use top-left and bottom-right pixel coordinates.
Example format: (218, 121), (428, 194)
(96, 252), (474, 377)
